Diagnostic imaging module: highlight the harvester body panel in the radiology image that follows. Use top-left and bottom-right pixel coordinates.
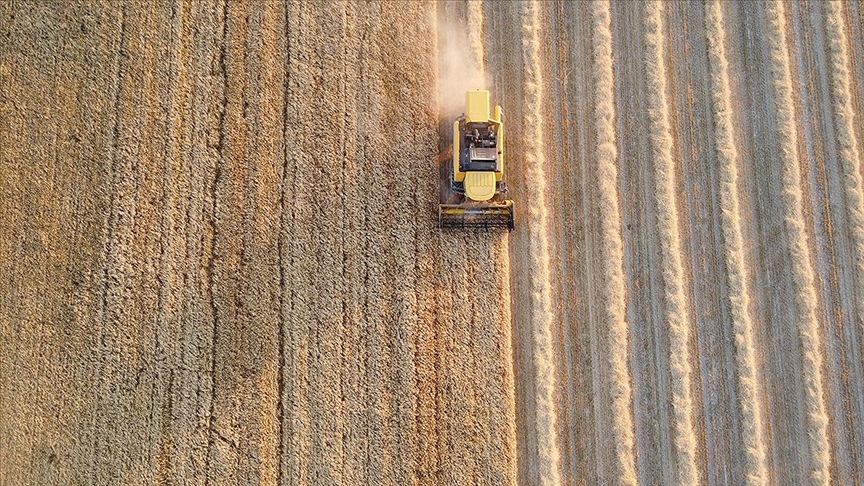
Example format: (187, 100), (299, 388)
(464, 171), (496, 201)
(466, 90), (491, 123)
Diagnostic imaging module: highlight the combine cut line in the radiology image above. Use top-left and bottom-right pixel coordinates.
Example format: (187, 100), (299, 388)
(765, 1), (831, 483)
(591, 1), (637, 484)
(644, 2), (699, 484)
(825, 1), (864, 342)
(705, 2), (767, 484)
(521, 1), (562, 484)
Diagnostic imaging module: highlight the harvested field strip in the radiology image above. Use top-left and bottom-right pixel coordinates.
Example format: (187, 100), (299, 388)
(643, 2), (699, 484)
(520, 1), (561, 484)
(590, 1), (637, 484)
(786, 0), (863, 482)
(704, 2), (767, 484)
(825, 1), (864, 349)
(764, 1), (831, 483)
(547, 3), (589, 480)
(821, 3), (864, 479)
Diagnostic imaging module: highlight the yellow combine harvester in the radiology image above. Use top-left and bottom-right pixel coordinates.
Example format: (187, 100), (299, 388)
(439, 90), (515, 231)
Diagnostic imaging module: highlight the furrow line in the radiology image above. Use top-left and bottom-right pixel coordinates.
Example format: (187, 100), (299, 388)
(520, 2), (561, 484)
(590, 1), (637, 484)
(643, 2), (699, 484)
(704, 2), (767, 484)
(764, 1), (831, 483)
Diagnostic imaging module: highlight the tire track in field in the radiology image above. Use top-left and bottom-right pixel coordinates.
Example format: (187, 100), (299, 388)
(704, 2), (767, 484)
(276, 0), (292, 481)
(591, 1), (637, 484)
(764, 2), (831, 483)
(519, 2), (561, 484)
(153, 3), (188, 478)
(643, 2), (699, 484)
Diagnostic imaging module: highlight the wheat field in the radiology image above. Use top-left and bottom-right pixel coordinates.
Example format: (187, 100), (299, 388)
(2, 1), (863, 485)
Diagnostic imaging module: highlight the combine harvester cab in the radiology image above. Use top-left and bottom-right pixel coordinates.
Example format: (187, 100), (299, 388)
(439, 90), (515, 231)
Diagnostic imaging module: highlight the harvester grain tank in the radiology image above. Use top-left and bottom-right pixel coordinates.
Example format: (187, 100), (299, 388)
(438, 90), (515, 231)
